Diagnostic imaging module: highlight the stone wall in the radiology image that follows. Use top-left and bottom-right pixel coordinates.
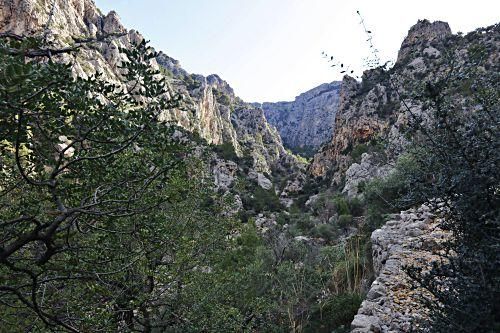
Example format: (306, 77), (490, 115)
(351, 205), (450, 333)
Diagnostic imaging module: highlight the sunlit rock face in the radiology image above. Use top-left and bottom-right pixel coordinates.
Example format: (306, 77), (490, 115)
(261, 81), (341, 152)
(309, 73), (393, 182)
(397, 19), (452, 62)
(0, 0), (299, 175)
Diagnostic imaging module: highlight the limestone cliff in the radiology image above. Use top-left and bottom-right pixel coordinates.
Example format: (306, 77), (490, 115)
(0, 0), (293, 175)
(305, 21), (500, 333)
(309, 20), (499, 196)
(261, 81), (341, 153)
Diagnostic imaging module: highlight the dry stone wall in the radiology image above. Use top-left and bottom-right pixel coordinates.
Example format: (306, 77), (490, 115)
(351, 205), (450, 333)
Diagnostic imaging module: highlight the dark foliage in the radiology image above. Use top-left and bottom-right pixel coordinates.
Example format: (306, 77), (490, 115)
(395, 29), (500, 332)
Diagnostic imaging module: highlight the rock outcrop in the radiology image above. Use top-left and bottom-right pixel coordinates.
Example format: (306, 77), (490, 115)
(351, 205), (450, 332)
(261, 82), (341, 152)
(0, 0), (294, 175)
(309, 20), (499, 193)
(213, 159), (238, 190)
(342, 153), (391, 198)
(397, 20), (451, 62)
(309, 72), (395, 183)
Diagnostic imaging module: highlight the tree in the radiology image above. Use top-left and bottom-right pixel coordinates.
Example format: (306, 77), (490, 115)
(329, 16), (499, 331)
(0, 34), (237, 332)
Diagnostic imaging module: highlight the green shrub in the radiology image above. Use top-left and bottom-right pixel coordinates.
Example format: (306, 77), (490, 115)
(350, 143), (369, 163)
(337, 214), (354, 229)
(333, 196), (350, 216)
(213, 89), (231, 105)
(288, 145), (317, 158)
(275, 212), (290, 226)
(357, 180), (367, 194)
(241, 186), (282, 213)
(348, 140), (386, 164)
(294, 214), (315, 233)
(363, 154), (420, 230)
(212, 142), (238, 161)
(305, 293), (363, 333)
(311, 224), (337, 242)
(347, 197), (364, 217)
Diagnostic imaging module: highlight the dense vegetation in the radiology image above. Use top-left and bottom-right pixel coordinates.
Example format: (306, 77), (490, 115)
(0, 35), (367, 333)
(1, 20), (498, 333)
(0, 35), (238, 332)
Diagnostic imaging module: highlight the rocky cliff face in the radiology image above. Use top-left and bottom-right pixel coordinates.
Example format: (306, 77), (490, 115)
(261, 81), (341, 153)
(397, 20), (452, 62)
(310, 21), (499, 332)
(308, 72), (391, 180)
(309, 20), (498, 196)
(0, 0), (294, 175)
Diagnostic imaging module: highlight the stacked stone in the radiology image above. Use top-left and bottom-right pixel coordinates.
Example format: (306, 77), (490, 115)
(351, 205), (450, 333)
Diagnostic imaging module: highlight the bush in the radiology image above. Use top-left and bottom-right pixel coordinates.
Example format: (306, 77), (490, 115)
(347, 197), (364, 217)
(337, 214), (354, 229)
(241, 186), (282, 213)
(311, 224), (337, 242)
(212, 142), (238, 161)
(305, 293), (363, 333)
(350, 143), (369, 162)
(288, 145), (317, 158)
(363, 154), (418, 230)
(333, 196), (350, 216)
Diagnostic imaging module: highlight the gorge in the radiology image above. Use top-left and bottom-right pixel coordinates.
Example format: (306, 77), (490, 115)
(0, 1), (498, 332)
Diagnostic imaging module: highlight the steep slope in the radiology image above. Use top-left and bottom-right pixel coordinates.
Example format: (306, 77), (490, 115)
(298, 20), (499, 333)
(0, 0), (294, 175)
(310, 20), (498, 195)
(261, 81), (341, 154)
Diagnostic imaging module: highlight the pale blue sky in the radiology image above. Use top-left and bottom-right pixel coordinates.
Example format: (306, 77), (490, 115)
(96, 0), (499, 102)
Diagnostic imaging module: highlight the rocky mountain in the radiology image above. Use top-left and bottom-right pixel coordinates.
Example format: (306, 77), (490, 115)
(0, 0), (297, 177)
(1, 2), (498, 332)
(261, 81), (341, 154)
(309, 19), (499, 196)
(300, 20), (498, 332)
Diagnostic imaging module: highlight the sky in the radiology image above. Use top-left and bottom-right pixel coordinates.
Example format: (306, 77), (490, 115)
(95, 0), (499, 102)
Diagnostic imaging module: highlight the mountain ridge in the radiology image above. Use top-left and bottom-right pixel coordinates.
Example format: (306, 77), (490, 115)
(0, 0), (302, 175)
